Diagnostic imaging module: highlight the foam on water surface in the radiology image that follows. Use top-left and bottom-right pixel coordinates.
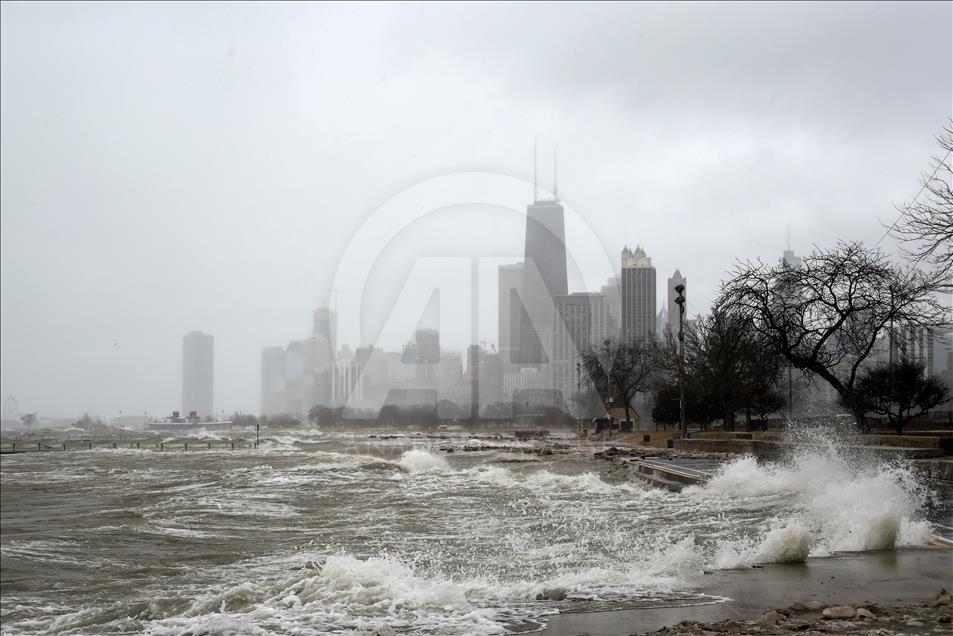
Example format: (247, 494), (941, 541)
(0, 428), (942, 635)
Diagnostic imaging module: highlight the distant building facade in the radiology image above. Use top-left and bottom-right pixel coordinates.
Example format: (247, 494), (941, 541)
(260, 346), (286, 416)
(312, 307), (336, 354)
(620, 246), (656, 343)
(552, 293), (608, 408)
(601, 276), (621, 338)
(519, 198), (568, 364)
(182, 331), (214, 417)
(499, 263), (524, 366)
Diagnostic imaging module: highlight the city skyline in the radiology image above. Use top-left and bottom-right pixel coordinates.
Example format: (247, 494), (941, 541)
(256, 206), (814, 416)
(3, 2), (950, 417)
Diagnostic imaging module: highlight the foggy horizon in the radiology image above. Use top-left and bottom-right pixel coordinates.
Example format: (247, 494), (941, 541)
(2, 1), (951, 418)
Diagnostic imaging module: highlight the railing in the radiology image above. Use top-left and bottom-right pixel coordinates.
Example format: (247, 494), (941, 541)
(0, 440), (260, 453)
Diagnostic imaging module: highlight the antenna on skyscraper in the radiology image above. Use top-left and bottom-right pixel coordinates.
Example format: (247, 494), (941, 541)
(533, 141), (538, 203)
(553, 149), (558, 200)
(787, 224), (791, 250)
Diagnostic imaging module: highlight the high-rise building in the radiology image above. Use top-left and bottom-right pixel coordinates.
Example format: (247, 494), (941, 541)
(312, 307), (337, 355)
(552, 293), (607, 408)
(890, 325), (934, 372)
(260, 346), (286, 415)
(498, 263), (524, 365)
(932, 332), (953, 382)
(478, 349), (504, 409)
(519, 196), (568, 364)
(283, 340), (307, 415)
(182, 331), (214, 417)
(620, 246), (656, 343)
(601, 276), (621, 338)
(468, 344), (481, 419)
(656, 307), (669, 339)
(666, 268), (687, 338)
(783, 247), (802, 268)
(415, 329), (440, 364)
(437, 350), (464, 404)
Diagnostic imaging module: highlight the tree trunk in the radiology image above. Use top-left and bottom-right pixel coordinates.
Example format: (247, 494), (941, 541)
(852, 409), (871, 434)
(724, 408), (736, 432)
(892, 417), (905, 435)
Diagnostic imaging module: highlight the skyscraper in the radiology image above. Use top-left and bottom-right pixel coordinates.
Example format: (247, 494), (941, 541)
(468, 344), (481, 419)
(260, 346), (286, 415)
(621, 246), (656, 343)
(552, 293), (607, 408)
(312, 306), (337, 360)
(657, 307), (669, 339)
(601, 276), (621, 338)
(519, 197), (568, 364)
(283, 340), (307, 415)
(414, 328), (440, 364)
(666, 268), (687, 338)
(182, 331), (213, 417)
(783, 246), (801, 268)
(413, 328), (440, 383)
(498, 263), (524, 365)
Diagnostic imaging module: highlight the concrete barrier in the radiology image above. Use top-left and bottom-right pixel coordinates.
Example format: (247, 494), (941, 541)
(674, 438), (945, 460)
(912, 458), (953, 481)
(674, 438), (782, 460)
(858, 435), (952, 453)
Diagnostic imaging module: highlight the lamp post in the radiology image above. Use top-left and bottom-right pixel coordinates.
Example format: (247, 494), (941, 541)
(575, 360), (582, 432)
(674, 284), (687, 437)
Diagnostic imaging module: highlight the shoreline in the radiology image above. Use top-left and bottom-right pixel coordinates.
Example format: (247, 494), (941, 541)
(541, 548), (953, 635)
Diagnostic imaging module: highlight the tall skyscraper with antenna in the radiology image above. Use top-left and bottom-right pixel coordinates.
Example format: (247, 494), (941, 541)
(783, 228), (801, 268)
(518, 147), (568, 365)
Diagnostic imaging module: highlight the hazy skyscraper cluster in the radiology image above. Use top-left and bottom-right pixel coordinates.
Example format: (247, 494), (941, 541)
(256, 156), (698, 420)
(491, 160), (688, 418)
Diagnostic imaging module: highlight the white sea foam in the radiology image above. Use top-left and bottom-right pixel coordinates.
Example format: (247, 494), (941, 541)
(464, 464), (647, 496)
(754, 525), (813, 563)
(398, 449), (449, 473)
(3, 427), (942, 636)
(696, 436), (933, 556)
(157, 554), (507, 635)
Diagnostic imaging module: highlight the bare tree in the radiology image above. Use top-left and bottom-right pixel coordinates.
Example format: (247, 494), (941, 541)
(891, 123), (953, 285)
(718, 241), (949, 429)
(580, 337), (654, 426)
(854, 361), (949, 434)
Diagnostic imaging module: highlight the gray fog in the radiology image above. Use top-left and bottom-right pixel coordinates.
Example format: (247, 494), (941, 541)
(1, 2), (950, 418)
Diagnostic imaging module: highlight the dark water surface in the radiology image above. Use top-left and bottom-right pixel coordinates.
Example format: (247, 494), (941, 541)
(0, 430), (944, 634)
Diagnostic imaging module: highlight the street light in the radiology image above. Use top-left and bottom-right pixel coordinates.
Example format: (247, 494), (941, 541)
(674, 283), (687, 437)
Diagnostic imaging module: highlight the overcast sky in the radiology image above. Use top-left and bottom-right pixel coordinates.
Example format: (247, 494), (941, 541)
(2, 2), (950, 419)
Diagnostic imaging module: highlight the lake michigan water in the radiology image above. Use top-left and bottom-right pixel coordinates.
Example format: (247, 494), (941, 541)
(0, 430), (945, 634)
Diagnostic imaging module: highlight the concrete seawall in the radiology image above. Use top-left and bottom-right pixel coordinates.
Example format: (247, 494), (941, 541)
(673, 438), (947, 460)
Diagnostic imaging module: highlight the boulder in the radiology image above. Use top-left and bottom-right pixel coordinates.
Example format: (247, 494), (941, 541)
(535, 587), (568, 601)
(790, 600), (825, 612)
(822, 606), (856, 619)
(758, 611), (784, 625)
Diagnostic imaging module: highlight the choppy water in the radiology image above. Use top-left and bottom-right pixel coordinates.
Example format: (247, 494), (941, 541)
(0, 429), (943, 635)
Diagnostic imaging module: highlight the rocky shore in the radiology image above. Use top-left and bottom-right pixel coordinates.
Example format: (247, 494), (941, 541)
(637, 591), (952, 635)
